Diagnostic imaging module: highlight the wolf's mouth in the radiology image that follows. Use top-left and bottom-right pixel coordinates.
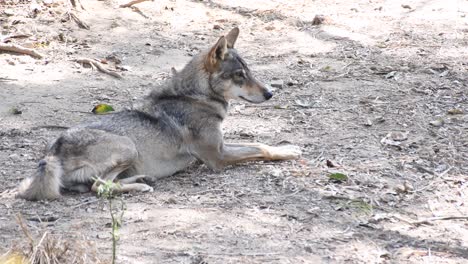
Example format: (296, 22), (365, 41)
(239, 96), (262, 104)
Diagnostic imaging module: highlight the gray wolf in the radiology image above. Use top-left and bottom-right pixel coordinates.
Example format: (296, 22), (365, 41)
(17, 27), (302, 201)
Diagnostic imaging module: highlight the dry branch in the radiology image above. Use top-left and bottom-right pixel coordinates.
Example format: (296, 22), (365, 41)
(120, 0), (152, 8)
(0, 43), (44, 58)
(75, 58), (123, 79)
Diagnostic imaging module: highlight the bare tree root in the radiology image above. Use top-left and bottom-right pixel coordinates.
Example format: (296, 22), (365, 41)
(75, 58), (123, 79)
(120, 0), (152, 8)
(0, 43), (44, 58)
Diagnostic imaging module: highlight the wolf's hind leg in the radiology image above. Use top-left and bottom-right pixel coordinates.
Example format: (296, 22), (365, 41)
(56, 128), (149, 195)
(118, 174), (148, 184)
(116, 183), (153, 193)
(65, 184), (90, 193)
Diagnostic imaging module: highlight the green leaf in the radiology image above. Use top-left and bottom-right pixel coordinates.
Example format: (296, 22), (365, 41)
(9, 107), (22, 115)
(274, 105), (288, 109)
(328, 173), (348, 182)
(92, 104), (115, 114)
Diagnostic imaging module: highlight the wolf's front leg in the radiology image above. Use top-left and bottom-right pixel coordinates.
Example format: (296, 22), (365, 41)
(191, 141), (301, 170)
(222, 143), (302, 163)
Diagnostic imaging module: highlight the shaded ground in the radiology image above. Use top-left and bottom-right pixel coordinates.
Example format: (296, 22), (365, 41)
(1, 0), (467, 263)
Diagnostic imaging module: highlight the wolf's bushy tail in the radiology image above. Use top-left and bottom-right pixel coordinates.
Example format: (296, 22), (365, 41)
(17, 156), (63, 201)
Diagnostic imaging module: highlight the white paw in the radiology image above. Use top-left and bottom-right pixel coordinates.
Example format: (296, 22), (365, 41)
(271, 145), (302, 160)
(141, 184), (154, 193)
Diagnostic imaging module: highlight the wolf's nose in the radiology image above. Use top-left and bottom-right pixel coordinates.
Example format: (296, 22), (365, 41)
(263, 91), (273, 100)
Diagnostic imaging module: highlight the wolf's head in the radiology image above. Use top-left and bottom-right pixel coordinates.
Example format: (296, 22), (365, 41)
(204, 28), (272, 104)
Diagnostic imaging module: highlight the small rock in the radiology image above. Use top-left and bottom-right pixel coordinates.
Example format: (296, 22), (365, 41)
(364, 119), (373, 126)
(270, 79), (284, 89)
(9, 154), (20, 161)
(326, 160), (336, 168)
(401, 4), (412, 9)
(165, 197), (177, 204)
(4, 9), (15, 16)
(374, 116), (385, 124)
(270, 168), (283, 177)
(388, 131), (408, 141)
(385, 71), (397, 79)
(381, 132), (408, 147)
(213, 24), (222, 30)
(429, 119), (444, 127)
(394, 181), (414, 193)
(311, 15), (325, 25)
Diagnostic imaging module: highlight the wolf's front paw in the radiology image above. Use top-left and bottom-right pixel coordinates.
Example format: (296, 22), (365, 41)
(141, 184), (154, 193)
(270, 145), (302, 160)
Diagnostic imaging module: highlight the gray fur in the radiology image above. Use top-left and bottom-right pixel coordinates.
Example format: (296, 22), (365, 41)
(17, 156), (62, 201)
(17, 27), (301, 201)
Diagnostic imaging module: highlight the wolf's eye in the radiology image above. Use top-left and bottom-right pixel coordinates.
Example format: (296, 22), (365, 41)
(234, 71), (245, 79)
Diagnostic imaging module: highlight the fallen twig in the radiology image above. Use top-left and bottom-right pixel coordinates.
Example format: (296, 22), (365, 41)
(31, 125), (70, 130)
(1, 34), (32, 43)
(131, 6), (150, 19)
(71, 198), (99, 208)
(410, 216), (468, 225)
(119, 0), (152, 8)
(75, 58), (122, 79)
(0, 43), (44, 58)
(0, 77), (18, 82)
(374, 213), (468, 226)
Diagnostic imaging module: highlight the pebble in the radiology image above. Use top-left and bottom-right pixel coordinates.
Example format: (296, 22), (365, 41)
(270, 79), (284, 89)
(430, 119), (444, 127)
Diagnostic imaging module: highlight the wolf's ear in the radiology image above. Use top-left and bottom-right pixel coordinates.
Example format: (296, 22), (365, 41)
(206, 36), (228, 72)
(226, 27), (239, 48)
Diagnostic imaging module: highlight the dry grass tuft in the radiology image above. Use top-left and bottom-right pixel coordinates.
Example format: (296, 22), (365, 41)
(0, 214), (107, 264)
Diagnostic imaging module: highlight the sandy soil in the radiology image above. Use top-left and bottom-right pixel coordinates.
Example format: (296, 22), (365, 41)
(1, 0), (468, 263)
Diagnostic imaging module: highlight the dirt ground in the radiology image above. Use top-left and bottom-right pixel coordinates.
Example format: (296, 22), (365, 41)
(1, 0), (468, 263)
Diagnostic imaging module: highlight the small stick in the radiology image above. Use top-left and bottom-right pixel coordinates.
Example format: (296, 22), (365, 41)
(120, 0), (152, 8)
(68, 12), (90, 29)
(75, 58), (122, 79)
(410, 216), (468, 225)
(0, 43), (44, 58)
(1, 34), (32, 43)
(131, 6), (150, 19)
(71, 198), (99, 208)
(0, 77), (18, 82)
